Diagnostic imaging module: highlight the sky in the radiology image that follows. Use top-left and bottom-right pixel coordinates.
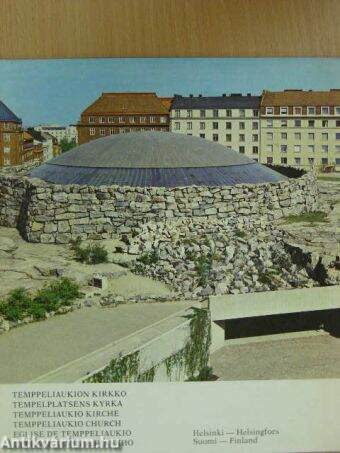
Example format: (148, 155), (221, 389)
(1, 58), (340, 126)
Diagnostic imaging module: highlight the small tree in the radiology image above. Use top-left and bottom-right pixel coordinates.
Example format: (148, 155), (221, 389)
(60, 138), (77, 153)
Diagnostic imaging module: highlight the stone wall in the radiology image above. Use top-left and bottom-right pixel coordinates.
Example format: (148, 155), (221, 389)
(0, 171), (319, 244)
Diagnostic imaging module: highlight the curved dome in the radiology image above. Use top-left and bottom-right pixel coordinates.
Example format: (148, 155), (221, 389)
(30, 132), (287, 187)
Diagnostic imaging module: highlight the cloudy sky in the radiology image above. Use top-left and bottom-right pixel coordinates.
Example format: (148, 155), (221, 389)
(0, 58), (340, 126)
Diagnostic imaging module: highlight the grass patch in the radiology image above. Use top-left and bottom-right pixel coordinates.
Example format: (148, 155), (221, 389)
(283, 211), (328, 225)
(138, 249), (159, 265)
(0, 278), (81, 322)
(70, 237), (108, 264)
(317, 176), (340, 182)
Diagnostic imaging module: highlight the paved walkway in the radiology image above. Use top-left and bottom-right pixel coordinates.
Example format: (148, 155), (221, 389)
(211, 332), (340, 380)
(0, 301), (190, 383)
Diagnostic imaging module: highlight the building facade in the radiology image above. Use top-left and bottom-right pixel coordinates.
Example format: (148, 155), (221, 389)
(34, 125), (78, 144)
(26, 129), (58, 162)
(170, 94), (261, 160)
(0, 100), (23, 167)
(260, 89), (340, 171)
(77, 93), (171, 145)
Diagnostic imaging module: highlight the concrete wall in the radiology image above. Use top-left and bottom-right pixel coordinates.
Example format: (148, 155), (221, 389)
(0, 171), (318, 244)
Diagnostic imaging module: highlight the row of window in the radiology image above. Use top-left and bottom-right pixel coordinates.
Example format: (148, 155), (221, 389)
(87, 116), (168, 124)
(173, 109), (259, 119)
(266, 132), (340, 140)
(89, 127), (168, 136)
(265, 144), (340, 153)
(265, 118), (339, 127)
(173, 121), (259, 131)
(265, 106), (340, 116)
(194, 133), (259, 142)
(266, 156), (340, 166)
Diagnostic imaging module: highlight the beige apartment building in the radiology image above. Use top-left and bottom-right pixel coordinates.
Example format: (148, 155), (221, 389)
(170, 94), (261, 160)
(260, 89), (340, 171)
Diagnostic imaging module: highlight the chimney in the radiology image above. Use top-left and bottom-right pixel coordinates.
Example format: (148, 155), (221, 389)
(230, 93), (242, 97)
(222, 93), (227, 97)
(198, 94), (202, 97)
(189, 94), (193, 98)
(247, 93), (251, 96)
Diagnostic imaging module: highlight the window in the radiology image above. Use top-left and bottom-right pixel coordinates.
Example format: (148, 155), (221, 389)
(239, 122), (245, 130)
(213, 109), (219, 118)
(99, 116), (106, 123)
(212, 122), (219, 130)
(187, 122), (192, 130)
(267, 157), (273, 164)
(226, 146), (232, 150)
(187, 133), (192, 136)
(281, 132), (287, 139)
(200, 122), (205, 130)
(252, 134), (258, 142)
(281, 119), (288, 127)
(226, 134), (232, 142)
(129, 116), (136, 124)
(294, 145), (301, 152)
(308, 106), (316, 115)
(226, 109), (232, 117)
(239, 109), (245, 118)
(281, 145), (287, 153)
(175, 110), (180, 118)
(294, 132), (301, 140)
(109, 128), (115, 134)
(266, 107), (274, 115)
(267, 132), (273, 140)
(89, 116), (96, 123)
(281, 157), (287, 164)
(100, 128), (105, 136)
(308, 158), (315, 165)
(294, 119), (301, 127)
(253, 158), (258, 162)
(308, 120), (315, 127)
(89, 128), (95, 136)
(336, 158), (340, 165)
(322, 120), (328, 127)
(108, 116), (115, 123)
(187, 110), (192, 118)
(118, 116), (124, 123)
(174, 122), (180, 130)
(322, 132), (328, 140)
(321, 106), (330, 115)
(252, 146), (259, 154)
(3, 133), (10, 142)
(200, 133), (205, 138)
(3, 146), (10, 154)
(336, 133), (340, 140)
(322, 145), (328, 153)
(150, 116), (156, 123)
(294, 107), (302, 115)
(308, 133), (315, 140)
(336, 120), (340, 127)
(280, 106), (288, 115)
(226, 122), (232, 129)
(200, 110), (206, 118)
(213, 134), (219, 141)
(322, 158), (328, 165)
(239, 146), (245, 153)
(336, 145), (340, 153)
(267, 119), (273, 128)
(253, 109), (259, 117)
(295, 158), (301, 165)
(267, 145), (273, 153)
(308, 145), (315, 153)
(335, 107), (340, 115)
(160, 116), (167, 123)
(140, 116), (146, 123)
(239, 134), (245, 142)
(252, 122), (259, 130)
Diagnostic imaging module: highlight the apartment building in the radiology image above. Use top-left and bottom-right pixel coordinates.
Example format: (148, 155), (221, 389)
(77, 93), (171, 145)
(170, 94), (261, 160)
(260, 89), (340, 171)
(34, 125), (78, 144)
(26, 128), (59, 162)
(0, 100), (23, 167)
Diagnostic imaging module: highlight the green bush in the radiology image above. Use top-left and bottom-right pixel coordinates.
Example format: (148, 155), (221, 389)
(195, 253), (213, 286)
(71, 237), (108, 264)
(0, 278), (81, 322)
(138, 249), (159, 265)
